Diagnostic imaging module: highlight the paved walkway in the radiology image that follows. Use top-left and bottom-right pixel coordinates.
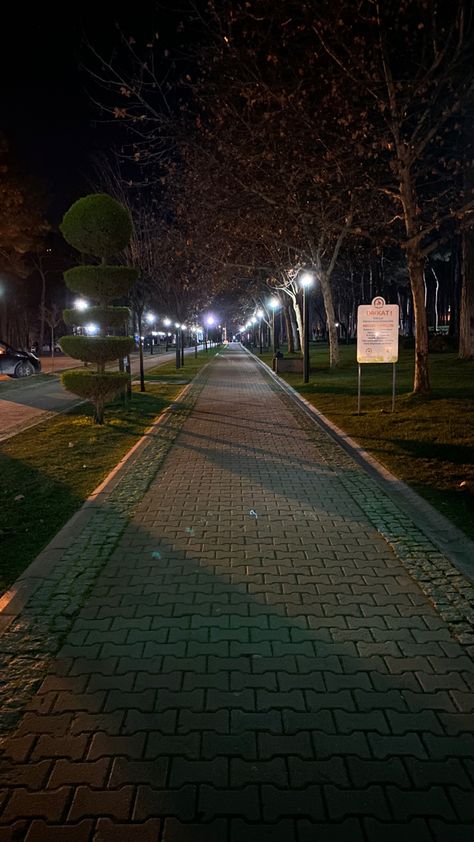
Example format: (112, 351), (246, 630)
(1, 345), (474, 841)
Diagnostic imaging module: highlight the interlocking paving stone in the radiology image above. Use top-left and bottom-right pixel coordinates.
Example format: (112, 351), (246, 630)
(1, 344), (474, 838)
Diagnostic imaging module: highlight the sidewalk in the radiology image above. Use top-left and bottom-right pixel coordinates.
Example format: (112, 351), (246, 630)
(0, 344), (473, 841)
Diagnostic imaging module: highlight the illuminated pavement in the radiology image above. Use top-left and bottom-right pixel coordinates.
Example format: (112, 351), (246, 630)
(0, 344), (473, 841)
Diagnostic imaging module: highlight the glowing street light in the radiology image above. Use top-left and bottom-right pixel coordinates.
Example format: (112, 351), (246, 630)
(74, 298), (89, 311)
(85, 322), (99, 335)
(300, 272), (314, 288)
(256, 309), (264, 353)
(172, 323), (182, 369)
(204, 314), (216, 351)
(146, 313), (157, 354)
(299, 272), (315, 383)
(268, 297), (280, 356)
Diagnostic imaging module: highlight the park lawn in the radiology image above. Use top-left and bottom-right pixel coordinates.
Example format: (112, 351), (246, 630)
(258, 344), (474, 541)
(0, 348), (219, 593)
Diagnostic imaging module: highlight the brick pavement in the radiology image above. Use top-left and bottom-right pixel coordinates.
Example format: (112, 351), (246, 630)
(1, 344), (474, 841)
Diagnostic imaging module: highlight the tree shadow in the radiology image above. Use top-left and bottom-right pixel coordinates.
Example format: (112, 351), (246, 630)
(391, 438), (474, 467)
(1, 490), (471, 835)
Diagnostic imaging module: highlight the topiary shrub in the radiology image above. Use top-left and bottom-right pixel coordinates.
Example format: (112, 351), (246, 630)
(60, 336), (135, 364)
(60, 193), (138, 424)
(60, 194), (133, 259)
(63, 307), (131, 331)
(63, 266), (136, 303)
(63, 371), (130, 424)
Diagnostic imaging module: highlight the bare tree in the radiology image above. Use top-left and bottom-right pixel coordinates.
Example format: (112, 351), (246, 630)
(315, 0), (474, 391)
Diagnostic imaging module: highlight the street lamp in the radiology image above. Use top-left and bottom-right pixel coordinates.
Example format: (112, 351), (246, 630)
(256, 309), (264, 354)
(299, 272), (314, 383)
(175, 322), (181, 369)
(181, 324), (187, 366)
(205, 315), (215, 351)
(74, 298), (89, 312)
(268, 297), (280, 356)
(146, 312), (156, 354)
(163, 318), (171, 351)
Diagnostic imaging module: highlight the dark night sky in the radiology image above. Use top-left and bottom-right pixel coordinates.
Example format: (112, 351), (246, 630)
(0, 3), (159, 222)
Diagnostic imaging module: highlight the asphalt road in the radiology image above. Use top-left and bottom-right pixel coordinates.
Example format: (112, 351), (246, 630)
(0, 347), (201, 442)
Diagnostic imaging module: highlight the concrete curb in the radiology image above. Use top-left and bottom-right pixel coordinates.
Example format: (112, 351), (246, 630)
(245, 346), (474, 583)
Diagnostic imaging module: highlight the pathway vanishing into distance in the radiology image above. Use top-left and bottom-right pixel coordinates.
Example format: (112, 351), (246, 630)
(0, 344), (473, 841)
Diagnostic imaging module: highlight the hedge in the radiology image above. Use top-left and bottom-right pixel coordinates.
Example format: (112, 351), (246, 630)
(61, 370), (130, 403)
(59, 335), (136, 363)
(60, 194), (133, 258)
(63, 307), (131, 329)
(63, 266), (137, 304)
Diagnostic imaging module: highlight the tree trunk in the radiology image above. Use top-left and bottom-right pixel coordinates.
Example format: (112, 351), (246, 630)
(39, 269), (46, 353)
(137, 312), (145, 391)
(93, 399), (105, 425)
(407, 250), (430, 393)
(126, 354), (132, 399)
(431, 267), (440, 333)
(291, 297), (303, 353)
(285, 305), (295, 353)
(459, 229), (474, 359)
(398, 156), (431, 392)
(319, 270), (340, 368)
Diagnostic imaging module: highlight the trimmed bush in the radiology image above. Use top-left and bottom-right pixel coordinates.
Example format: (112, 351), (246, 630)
(62, 371), (130, 424)
(60, 336), (135, 364)
(64, 266), (137, 304)
(62, 370), (130, 401)
(63, 307), (130, 329)
(60, 193), (137, 424)
(60, 194), (133, 258)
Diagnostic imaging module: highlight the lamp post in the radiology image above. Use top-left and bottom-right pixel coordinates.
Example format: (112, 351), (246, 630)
(249, 317), (257, 349)
(180, 324), (187, 366)
(163, 318), (171, 351)
(205, 315), (215, 351)
(73, 299), (90, 366)
(175, 322), (181, 369)
(146, 312), (156, 354)
(256, 308), (264, 354)
(299, 272), (314, 383)
(268, 297), (279, 356)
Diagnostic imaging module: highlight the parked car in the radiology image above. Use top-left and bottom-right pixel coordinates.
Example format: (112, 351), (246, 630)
(0, 341), (41, 378)
(39, 343), (62, 354)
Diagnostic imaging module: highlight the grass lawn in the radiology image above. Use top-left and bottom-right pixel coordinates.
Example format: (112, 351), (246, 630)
(257, 343), (474, 541)
(0, 348), (219, 593)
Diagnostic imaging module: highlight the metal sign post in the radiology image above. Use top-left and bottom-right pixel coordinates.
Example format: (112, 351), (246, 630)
(357, 297), (399, 414)
(358, 363), (362, 415)
(392, 362), (396, 413)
